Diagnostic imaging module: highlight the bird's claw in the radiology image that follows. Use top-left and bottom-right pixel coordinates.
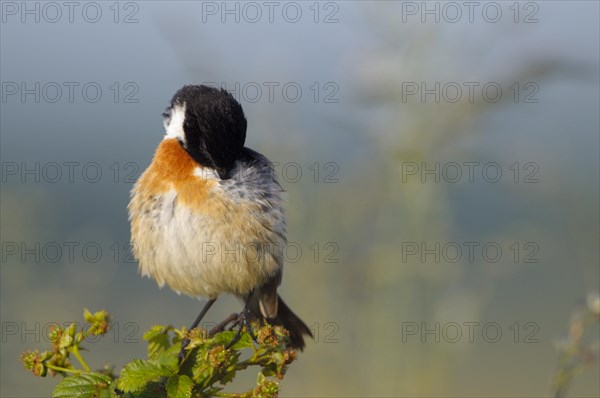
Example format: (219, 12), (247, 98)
(225, 307), (258, 349)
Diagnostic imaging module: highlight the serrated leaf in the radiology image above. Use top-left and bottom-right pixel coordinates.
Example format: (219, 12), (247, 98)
(144, 325), (173, 360)
(165, 375), (193, 398)
(52, 372), (112, 398)
(191, 363), (212, 385)
(116, 359), (175, 393)
(212, 331), (253, 350)
(143, 325), (173, 342)
(156, 350), (179, 372)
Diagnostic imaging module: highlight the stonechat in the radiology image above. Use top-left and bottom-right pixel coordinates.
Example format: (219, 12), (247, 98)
(128, 85), (312, 354)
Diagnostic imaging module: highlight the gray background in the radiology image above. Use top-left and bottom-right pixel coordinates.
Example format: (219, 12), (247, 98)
(1, 1), (599, 396)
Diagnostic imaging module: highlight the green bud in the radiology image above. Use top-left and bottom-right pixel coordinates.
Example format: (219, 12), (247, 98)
(58, 332), (74, 349)
(33, 362), (47, 377)
(40, 351), (54, 361)
(208, 345), (232, 368)
(21, 351), (36, 370)
(85, 309), (110, 336)
(66, 324), (77, 339)
(47, 326), (61, 343)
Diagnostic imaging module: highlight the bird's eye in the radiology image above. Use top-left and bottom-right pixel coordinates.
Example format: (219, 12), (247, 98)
(162, 107), (172, 126)
(162, 107), (173, 129)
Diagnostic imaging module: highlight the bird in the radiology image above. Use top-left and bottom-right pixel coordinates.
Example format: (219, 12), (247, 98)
(128, 84), (312, 357)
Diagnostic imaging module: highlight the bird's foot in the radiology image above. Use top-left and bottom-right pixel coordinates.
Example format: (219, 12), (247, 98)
(225, 307), (259, 349)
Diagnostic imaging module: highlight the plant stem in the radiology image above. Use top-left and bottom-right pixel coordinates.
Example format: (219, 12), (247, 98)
(215, 391), (252, 398)
(71, 346), (91, 372)
(46, 364), (85, 375)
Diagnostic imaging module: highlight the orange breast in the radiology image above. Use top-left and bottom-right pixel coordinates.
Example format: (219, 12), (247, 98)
(135, 138), (218, 214)
(128, 137), (284, 297)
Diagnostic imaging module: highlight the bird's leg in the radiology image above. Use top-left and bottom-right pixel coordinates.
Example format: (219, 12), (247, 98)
(225, 299), (259, 349)
(178, 298), (217, 364)
(208, 313), (239, 336)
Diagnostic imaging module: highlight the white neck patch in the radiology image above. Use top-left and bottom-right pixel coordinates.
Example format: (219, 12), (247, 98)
(164, 103), (187, 143)
(193, 166), (221, 181)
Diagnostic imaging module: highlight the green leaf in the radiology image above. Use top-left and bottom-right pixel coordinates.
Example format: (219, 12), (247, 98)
(58, 324), (77, 349)
(83, 308), (93, 323)
(116, 359), (175, 393)
(143, 325), (173, 360)
(191, 363), (212, 385)
(52, 372), (112, 398)
(165, 375), (194, 398)
(212, 331), (253, 350)
(143, 325), (173, 342)
(156, 350), (179, 372)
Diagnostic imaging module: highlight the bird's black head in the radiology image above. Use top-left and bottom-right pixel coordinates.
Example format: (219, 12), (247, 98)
(163, 85), (247, 179)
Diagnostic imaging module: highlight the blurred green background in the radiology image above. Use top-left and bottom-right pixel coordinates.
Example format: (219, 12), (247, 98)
(1, 1), (598, 396)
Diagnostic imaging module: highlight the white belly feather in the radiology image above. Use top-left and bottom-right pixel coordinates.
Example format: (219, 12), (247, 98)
(130, 162), (286, 299)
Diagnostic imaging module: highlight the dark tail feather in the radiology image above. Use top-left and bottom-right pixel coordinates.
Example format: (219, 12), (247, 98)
(273, 295), (312, 351)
